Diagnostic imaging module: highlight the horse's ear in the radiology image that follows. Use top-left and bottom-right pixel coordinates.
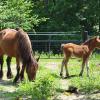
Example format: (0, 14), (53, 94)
(36, 55), (40, 62)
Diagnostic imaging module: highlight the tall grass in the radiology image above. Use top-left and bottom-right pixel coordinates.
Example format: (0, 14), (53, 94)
(17, 67), (58, 100)
(0, 65), (58, 100)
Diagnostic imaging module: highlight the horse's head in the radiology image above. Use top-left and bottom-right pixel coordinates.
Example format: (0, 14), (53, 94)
(26, 58), (38, 81)
(95, 36), (100, 48)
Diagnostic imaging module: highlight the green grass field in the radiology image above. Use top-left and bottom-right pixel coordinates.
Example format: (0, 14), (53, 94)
(0, 53), (100, 99)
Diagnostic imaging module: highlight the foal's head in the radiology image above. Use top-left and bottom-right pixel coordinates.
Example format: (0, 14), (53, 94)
(94, 36), (100, 48)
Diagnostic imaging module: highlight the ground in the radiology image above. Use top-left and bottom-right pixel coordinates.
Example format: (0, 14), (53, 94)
(44, 61), (100, 100)
(0, 58), (100, 100)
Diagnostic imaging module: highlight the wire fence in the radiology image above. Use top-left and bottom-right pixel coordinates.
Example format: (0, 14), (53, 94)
(28, 31), (83, 59)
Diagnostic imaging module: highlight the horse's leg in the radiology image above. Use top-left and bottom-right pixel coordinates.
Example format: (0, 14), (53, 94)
(86, 59), (89, 77)
(79, 57), (86, 76)
(6, 56), (13, 79)
(60, 58), (65, 77)
(0, 56), (4, 79)
(13, 58), (20, 83)
(65, 57), (69, 78)
(20, 64), (25, 81)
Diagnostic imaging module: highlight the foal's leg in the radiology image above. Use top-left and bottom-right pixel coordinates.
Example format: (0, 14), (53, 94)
(6, 56), (13, 79)
(86, 59), (89, 77)
(0, 56), (4, 79)
(20, 64), (25, 81)
(65, 57), (69, 78)
(13, 58), (20, 83)
(60, 58), (65, 77)
(79, 57), (86, 76)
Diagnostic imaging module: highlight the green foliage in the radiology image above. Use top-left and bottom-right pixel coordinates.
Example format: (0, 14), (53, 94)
(0, 0), (99, 32)
(0, 0), (47, 31)
(17, 69), (57, 100)
(70, 76), (100, 93)
(33, 0), (99, 32)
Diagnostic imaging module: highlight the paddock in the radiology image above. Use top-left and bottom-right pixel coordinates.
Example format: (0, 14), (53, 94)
(0, 53), (100, 100)
(0, 30), (100, 100)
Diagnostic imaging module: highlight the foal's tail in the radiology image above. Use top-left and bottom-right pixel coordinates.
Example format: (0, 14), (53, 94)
(61, 44), (65, 51)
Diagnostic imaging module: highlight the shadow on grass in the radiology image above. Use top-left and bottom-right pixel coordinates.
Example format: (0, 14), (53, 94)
(55, 88), (100, 100)
(0, 80), (19, 100)
(0, 80), (13, 86)
(51, 73), (79, 79)
(0, 79), (21, 86)
(63, 74), (78, 79)
(56, 88), (66, 93)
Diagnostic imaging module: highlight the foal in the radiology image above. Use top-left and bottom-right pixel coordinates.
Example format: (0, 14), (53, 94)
(60, 36), (100, 78)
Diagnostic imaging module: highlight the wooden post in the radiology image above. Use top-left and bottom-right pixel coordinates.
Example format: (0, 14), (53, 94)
(48, 35), (51, 58)
(82, 31), (88, 42)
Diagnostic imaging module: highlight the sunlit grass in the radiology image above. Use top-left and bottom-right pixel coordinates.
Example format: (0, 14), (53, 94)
(0, 53), (100, 99)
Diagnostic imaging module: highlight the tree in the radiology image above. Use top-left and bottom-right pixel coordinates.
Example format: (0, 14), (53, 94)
(32, 0), (99, 33)
(77, 0), (99, 34)
(0, 0), (46, 31)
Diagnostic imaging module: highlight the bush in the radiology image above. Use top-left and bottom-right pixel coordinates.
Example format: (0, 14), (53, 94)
(17, 70), (57, 100)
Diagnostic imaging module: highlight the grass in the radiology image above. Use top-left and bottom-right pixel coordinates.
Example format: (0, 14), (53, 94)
(17, 67), (59, 100)
(0, 53), (100, 99)
(0, 65), (59, 100)
(69, 54), (100, 94)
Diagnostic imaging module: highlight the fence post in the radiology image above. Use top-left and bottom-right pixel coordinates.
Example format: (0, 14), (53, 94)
(82, 31), (88, 42)
(48, 35), (51, 58)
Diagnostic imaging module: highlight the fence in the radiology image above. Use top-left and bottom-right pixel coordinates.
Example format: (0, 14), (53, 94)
(28, 31), (83, 58)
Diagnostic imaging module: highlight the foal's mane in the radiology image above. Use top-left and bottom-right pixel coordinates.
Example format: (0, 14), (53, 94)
(82, 37), (96, 45)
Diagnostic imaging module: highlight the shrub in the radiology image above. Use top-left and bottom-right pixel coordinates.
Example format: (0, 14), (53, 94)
(17, 70), (57, 100)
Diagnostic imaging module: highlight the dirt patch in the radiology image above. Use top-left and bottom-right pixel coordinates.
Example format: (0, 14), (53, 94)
(45, 62), (59, 70)
(0, 64), (17, 99)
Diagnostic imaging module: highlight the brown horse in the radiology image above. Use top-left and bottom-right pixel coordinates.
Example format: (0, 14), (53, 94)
(60, 36), (100, 78)
(0, 28), (38, 83)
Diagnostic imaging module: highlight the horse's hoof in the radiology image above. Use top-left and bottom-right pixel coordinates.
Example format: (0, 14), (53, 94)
(79, 74), (82, 77)
(60, 73), (62, 77)
(64, 76), (69, 79)
(7, 74), (13, 79)
(13, 78), (18, 84)
(13, 80), (20, 85)
(7, 72), (13, 79)
(20, 74), (24, 81)
(20, 77), (24, 81)
(0, 71), (3, 79)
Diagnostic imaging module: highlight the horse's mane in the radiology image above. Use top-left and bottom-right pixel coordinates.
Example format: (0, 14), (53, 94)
(82, 37), (95, 45)
(16, 28), (34, 64)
